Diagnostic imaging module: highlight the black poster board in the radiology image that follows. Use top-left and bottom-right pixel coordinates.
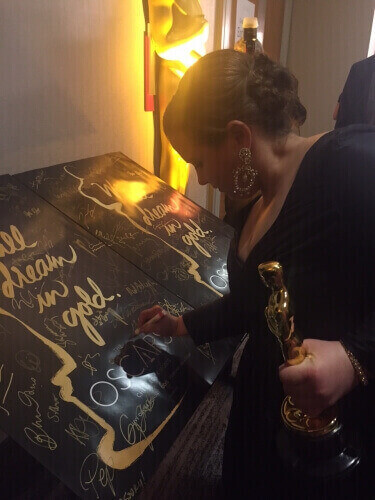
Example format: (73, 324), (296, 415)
(0, 176), (224, 499)
(18, 152), (237, 386)
(17, 152), (234, 309)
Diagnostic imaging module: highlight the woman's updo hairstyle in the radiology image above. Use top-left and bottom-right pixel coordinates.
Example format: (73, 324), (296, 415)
(164, 49), (306, 144)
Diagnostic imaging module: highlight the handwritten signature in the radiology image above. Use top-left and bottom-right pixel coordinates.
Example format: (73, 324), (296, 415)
(47, 394), (60, 423)
(125, 279), (157, 297)
(120, 471), (146, 500)
(120, 396), (156, 451)
(15, 350), (41, 372)
(65, 414), (100, 446)
(158, 298), (190, 317)
(43, 316), (76, 349)
(11, 289), (38, 311)
(81, 353), (100, 376)
(79, 452), (115, 498)
(18, 378), (57, 451)
(23, 207), (41, 218)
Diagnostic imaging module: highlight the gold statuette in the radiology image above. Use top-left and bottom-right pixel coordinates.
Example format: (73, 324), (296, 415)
(258, 261), (338, 437)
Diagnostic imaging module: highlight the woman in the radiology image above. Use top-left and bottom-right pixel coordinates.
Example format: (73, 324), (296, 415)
(138, 50), (375, 498)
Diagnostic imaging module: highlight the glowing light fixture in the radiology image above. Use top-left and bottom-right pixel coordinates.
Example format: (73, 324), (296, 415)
(148, 1), (209, 194)
(158, 23), (209, 77)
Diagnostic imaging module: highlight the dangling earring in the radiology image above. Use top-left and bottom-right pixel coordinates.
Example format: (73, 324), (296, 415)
(232, 147), (257, 196)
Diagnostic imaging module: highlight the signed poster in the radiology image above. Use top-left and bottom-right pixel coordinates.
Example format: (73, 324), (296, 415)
(0, 176), (219, 498)
(18, 152), (237, 386)
(17, 152), (234, 309)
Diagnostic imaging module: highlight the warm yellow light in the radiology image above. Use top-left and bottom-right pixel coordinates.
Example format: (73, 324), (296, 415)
(168, 145), (190, 192)
(159, 24), (208, 191)
(149, 1), (209, 194)
(112, 179), (158, 205)
(158, 24), (209, 70)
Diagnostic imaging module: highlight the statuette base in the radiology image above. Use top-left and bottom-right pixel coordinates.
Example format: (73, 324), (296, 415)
(277, 421), (360, 479)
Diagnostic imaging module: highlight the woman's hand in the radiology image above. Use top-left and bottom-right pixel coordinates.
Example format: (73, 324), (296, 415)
(279, 339), (358, 417)
(136, 305), (188, 337)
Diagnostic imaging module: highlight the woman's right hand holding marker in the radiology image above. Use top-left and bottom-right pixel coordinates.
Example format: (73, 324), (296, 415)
(136, 305), (188, 337)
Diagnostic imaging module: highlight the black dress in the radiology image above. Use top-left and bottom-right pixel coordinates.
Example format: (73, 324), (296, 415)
(183, 125), (375, 498)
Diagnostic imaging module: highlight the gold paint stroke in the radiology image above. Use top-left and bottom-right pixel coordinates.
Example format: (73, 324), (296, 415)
(0, 306), (184, 469)
(64, 167), (221, 298)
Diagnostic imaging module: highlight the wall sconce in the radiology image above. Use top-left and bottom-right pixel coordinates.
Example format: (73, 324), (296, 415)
(144, 1), (208, 194)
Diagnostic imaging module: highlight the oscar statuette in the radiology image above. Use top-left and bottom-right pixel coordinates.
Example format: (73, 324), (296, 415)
(258, 261), (360, 479)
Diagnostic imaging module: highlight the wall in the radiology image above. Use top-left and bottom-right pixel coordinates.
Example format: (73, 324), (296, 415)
(0, 0), (154, 175)
(287, 0), (375, 136)
(263, 0), (285, 61)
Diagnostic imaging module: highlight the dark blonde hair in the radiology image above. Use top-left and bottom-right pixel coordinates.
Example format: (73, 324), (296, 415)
(164, 49), (306, 144)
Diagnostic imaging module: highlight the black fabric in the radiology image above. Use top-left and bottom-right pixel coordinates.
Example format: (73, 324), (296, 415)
(335, 55), (375, 128)
(183, 125), (375, 498)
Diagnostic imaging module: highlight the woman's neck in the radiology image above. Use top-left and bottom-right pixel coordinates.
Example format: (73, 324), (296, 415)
(252, 131), (326, 205)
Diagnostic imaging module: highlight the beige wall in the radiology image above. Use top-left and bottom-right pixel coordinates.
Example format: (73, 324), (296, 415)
(0, 0), (223, 209)
(287, 0), (375, 136)
(263, 0), (285, 61)
(0, 0), (154, 175)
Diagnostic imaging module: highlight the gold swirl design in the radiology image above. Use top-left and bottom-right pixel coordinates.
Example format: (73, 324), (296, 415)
(64, 167), (221, 299)
(0, 306), (184, 469)
(281, 396), (338, 436)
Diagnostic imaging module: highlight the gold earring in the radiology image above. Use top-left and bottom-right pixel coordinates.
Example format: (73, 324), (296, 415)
(233, 148), (257, 196)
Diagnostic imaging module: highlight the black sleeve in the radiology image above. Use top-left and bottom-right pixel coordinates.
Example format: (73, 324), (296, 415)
(335, 64), (357, 129)
(336, 129), (375, 376)
(335, 58), (375, 128)
(182, 292), (246, 345)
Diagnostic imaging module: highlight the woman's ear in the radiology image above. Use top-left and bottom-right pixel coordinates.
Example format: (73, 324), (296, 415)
(225, 120), (252, 149)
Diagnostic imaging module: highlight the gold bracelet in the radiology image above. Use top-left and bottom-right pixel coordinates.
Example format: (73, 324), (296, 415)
(340, 341), (369, 386)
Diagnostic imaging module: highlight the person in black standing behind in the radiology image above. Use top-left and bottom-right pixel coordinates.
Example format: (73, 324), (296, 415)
(334, 54), (375, 127)
(138, 50), (375, 498)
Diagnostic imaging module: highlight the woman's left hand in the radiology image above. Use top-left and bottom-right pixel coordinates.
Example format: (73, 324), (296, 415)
(279, 339), (358, 417)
